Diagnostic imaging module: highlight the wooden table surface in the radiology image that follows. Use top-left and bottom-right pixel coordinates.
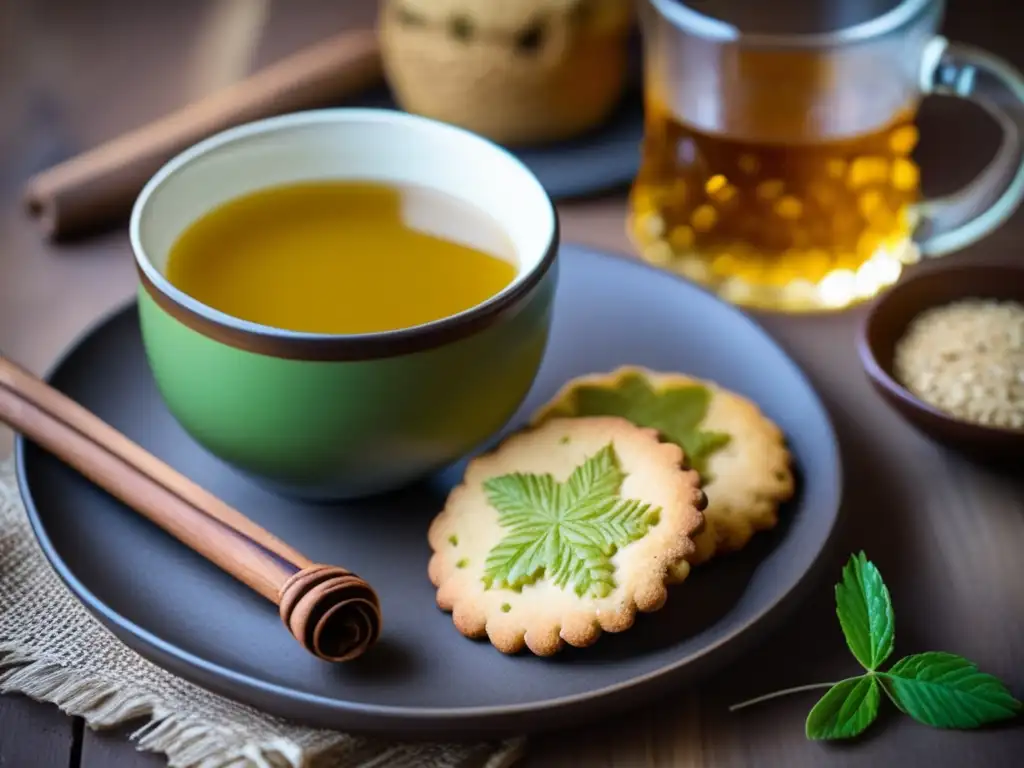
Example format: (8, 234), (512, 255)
(1, 1), (1022, 766)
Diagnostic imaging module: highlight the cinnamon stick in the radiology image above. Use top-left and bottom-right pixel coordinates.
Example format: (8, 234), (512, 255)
(0, 355), (382, 663)
(23, 29), (383, 242)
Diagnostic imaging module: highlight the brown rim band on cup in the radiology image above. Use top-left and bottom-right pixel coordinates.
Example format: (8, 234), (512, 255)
(135, 217), (560, 362)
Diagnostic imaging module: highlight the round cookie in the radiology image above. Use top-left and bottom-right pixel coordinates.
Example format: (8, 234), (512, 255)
(531, 367), (794, 577)
(379, 0), (634, 146)
(427, 416), (705, 656)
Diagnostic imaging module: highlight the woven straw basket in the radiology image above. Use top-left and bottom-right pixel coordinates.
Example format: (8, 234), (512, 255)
(379, 0), (634, 146)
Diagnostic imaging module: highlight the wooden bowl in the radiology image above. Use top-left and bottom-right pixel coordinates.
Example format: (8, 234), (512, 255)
(857, 265), (1024, 462)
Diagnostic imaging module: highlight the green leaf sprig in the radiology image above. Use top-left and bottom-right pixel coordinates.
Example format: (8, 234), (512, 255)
(730, 552), (1021, 740)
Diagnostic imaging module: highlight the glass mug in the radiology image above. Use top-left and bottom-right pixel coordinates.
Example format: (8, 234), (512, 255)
(628, 0), (1024, 311)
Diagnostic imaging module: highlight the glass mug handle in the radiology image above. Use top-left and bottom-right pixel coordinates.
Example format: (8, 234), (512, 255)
(914, 36), (1024, 257)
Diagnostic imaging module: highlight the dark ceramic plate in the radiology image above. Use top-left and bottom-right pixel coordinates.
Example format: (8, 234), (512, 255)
(343, 41), (646, 200)
(18, 245), (841, 739)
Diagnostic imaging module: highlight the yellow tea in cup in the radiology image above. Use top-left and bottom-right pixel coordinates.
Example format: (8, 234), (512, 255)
(164, 180), (517, 334)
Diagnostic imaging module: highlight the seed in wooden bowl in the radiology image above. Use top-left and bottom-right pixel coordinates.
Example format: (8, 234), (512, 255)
(892, 298), (1024, 430)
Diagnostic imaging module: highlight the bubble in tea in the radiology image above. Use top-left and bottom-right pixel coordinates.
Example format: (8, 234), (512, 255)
(628, 96), (922, 312)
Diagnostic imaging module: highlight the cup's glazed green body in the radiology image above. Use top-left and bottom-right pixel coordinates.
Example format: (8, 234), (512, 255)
(130, 110), (560, 499)
(135, 278), (555, 498)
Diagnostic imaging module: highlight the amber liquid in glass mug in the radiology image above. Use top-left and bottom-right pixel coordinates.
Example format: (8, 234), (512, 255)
(629, 0), (1024, 311)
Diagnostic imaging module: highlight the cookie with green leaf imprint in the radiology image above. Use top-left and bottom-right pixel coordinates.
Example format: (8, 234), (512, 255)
(531, 367), (794, 575)
(427, 416), (705, 656)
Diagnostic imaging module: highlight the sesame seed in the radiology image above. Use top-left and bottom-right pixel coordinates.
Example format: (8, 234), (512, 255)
(893, 298), (1024, 429)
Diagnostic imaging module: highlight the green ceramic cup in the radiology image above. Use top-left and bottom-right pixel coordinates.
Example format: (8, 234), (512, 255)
(129, 109), (559, 500)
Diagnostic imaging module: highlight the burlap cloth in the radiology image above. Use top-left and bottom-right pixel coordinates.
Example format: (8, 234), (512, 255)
(0, 459), (526, 768)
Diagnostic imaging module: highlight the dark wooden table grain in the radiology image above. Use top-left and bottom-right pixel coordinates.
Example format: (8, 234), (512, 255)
(1, 1), (1022, 766)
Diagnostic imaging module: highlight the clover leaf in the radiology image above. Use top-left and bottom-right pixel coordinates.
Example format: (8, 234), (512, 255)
(730, 552), (1021, 741)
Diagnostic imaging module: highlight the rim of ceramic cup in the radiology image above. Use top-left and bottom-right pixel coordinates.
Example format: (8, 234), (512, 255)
(129, 108), (560, 362)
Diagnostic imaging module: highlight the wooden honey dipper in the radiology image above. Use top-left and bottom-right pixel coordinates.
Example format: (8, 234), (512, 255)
(0, 354), (381, 663)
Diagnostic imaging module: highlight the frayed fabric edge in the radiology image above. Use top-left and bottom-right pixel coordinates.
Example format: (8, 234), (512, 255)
(0, 651), (527, 768)
(0, 650), (305, 768)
